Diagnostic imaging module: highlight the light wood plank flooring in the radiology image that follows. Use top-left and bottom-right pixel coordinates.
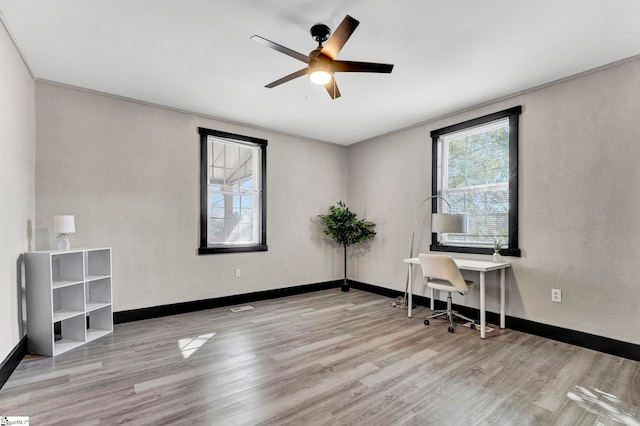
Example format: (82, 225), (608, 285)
(1, 289), (639, 425)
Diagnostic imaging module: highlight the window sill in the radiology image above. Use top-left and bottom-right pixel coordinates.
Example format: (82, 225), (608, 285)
(430, 244), (521, 257)
(199, 245), (268, 255)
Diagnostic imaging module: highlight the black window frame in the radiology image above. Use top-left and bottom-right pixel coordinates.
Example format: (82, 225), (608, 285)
(430, 106), (521, 257)
(198, 127), (268, 255)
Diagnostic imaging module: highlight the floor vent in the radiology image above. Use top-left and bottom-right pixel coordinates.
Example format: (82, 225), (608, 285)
(230, 305), (254, 313)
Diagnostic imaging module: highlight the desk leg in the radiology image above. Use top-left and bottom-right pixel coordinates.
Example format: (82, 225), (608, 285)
(500, 269), (505, 329)
(407, 265), (413, 318)
(480, 271), (486, 339)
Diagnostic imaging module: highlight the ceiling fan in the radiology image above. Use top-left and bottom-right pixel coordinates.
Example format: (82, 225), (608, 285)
(251, 15), (394, 99)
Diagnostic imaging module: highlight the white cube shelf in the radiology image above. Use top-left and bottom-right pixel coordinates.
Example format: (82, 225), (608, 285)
(25, 248), (113, 356)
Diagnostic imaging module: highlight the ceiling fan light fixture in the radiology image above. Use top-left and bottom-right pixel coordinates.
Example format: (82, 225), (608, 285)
(308, 57), (333, 85)
(310, 70), (332, 85)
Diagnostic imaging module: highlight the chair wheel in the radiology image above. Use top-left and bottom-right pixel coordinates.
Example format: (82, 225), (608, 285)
(448, 326), (455, 333)
(424, 319), (430, 326)
(470, 323), (477, 330)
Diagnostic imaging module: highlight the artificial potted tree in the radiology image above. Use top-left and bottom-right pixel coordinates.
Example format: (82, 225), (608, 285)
(318, 201), (376, 292)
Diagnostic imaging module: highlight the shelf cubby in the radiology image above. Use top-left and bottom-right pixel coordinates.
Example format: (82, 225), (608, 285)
(85, 249), (111, 280)
(86, 305), (113, 342)
(51, 251), (84, 287)
(52, 283), (85, 322)
(86, 277), (112, 311)
(53, 315), (87, 356)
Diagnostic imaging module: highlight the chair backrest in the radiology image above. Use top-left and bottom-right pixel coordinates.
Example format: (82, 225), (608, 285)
(418, 253), (470, 293)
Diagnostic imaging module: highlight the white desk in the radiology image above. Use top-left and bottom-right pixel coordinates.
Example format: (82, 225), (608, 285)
(403, 257), (511, 339)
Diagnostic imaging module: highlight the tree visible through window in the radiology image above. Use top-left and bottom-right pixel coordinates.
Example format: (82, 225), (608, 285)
(431, 106), (521, 257)
(199, 127), (267, 254)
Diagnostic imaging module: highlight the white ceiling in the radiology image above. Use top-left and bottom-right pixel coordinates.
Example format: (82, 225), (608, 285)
(2, 1), (640, 145)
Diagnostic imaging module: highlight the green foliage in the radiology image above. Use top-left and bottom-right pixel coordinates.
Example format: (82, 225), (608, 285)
(318, 201), (376, 248)
(448, 127), (509, 188)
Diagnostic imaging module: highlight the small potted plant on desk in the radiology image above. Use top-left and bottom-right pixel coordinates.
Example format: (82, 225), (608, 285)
(318, 201), (376, 292)
(493, 238), (504, 262)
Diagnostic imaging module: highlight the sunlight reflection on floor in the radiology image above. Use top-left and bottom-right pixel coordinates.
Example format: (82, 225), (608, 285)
(178, 333), (216, 359)
(567, 385), (640, 426)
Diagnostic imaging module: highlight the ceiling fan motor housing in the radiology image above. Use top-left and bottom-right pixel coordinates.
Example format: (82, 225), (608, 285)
(309, 54), (332, 73)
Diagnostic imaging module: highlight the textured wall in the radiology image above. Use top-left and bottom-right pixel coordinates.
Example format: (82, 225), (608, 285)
(347, 56), (640, 345)
(35, 83), (347, 311)
(22, 37), (640, 351)
(0, 20), (35, 362)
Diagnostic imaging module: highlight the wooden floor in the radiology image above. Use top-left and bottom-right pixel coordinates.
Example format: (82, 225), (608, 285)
(1, 288), (639, 425)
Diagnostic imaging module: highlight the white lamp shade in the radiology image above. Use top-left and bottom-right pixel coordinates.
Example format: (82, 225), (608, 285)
(53, 215), (76, 234)
(431, 213), (467, 233)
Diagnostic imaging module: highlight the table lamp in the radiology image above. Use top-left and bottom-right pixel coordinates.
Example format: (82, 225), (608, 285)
(431, 212), (467, 234)
(409, 195), (467, 258)
(54, 215), (75, 250)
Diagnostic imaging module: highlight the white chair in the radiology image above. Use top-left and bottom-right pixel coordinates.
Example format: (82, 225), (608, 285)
(418, 253), (477, 333)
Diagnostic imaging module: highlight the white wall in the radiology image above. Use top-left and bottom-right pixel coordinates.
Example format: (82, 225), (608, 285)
(35, 83), (347, 311)
(0, 20), (35, 361)
(347, 56), (640, 345)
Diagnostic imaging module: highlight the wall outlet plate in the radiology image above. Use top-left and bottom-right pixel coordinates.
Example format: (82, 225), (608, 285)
(552, 288), (562, 303)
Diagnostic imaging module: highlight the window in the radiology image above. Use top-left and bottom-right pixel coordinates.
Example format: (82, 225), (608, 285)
(199, 127), (267, 254)
(430, 106), (521, 256)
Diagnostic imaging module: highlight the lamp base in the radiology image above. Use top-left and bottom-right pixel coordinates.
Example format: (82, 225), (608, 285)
(56, 233), (71, 250)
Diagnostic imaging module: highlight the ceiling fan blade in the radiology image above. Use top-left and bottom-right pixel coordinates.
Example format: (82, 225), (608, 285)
(265, 68), (308, 88)
(251, 35), (310, 63)
(332, 60), (394, 73)
(324, 80), (341, 99)
(320, 15), (359, 60)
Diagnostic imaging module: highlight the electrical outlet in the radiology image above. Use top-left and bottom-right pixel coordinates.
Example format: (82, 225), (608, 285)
(551, 288), (562, 303)
(235, 268), (241, 278)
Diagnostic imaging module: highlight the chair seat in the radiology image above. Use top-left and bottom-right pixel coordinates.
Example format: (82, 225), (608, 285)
(427, 279), (474, 293)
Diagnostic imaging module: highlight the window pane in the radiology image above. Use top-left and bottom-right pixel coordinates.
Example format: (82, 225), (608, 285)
(208, 218), (225, 243)
(439, 118), (509, 247)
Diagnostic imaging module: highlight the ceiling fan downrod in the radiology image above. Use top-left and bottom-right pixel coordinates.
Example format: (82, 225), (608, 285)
(310, 23), (331, 47)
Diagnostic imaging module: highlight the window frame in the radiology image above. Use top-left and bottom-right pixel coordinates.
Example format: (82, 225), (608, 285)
(430, 106), (521, 257)
(198, 127), (268, 255)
